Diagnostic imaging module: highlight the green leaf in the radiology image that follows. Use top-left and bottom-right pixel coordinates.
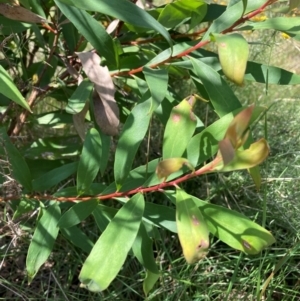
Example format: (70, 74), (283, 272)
(163, 97), (197, 159)
(54, 183), (106, 198)
(32, 162), (77, 192)
(66, 79), (93, 114)
(77, 128), (102, 195)
(26, 203), (61, 281)
(59, 0), (172, 48)
(190, 57), (241, 117)
(245, 61), (300, 85)
(0, 65), (31, 111)
(144, 202), (177, 233)
(55, 1), (118, 66)
(92, 204), (118, 232)
(244, 0), (266, 13)
(132, 222), (159, 274)
(143, 67), (168, 114)
(202, 1), (245, 41)
(0, 16), (32, 34)
(61, 225), (94, 253)
(143, 270), (160, 297)
(79, 193), (145, 292)
(61, 16), (79, 53)
(192, 197), (276, 255)
(58, 199), (99, 228)
(35, 111), (73, 127)
(114, 93), (152, 189)
(24, 136), (81, 160)
(239, 17), (300, 34)
(212, 33), (249, 85)
(13, 198), (39, 220)
(176, 189), (210, 264)
(132, 222), (160, 295)
(158, 0), (207, 29)
(0, 127), (33, 191)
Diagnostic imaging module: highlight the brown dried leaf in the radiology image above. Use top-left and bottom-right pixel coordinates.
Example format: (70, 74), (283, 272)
(0, 3), (50, 24)
(77, 52), (119, 136)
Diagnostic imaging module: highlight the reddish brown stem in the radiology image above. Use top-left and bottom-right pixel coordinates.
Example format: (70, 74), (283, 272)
(0, 157), (221, 203)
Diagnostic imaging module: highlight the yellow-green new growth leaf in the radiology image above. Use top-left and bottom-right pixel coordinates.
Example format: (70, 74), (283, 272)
(206, 138), (269, 174)
(224, 105), (254, 149)
(176, 189), (209, 264)
(222, 138), (269, 172)
(156, 158), (194, 181)
(212, 33), (249, 85)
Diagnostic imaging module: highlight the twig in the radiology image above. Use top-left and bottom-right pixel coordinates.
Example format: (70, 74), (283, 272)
(0, 157), (221, 203)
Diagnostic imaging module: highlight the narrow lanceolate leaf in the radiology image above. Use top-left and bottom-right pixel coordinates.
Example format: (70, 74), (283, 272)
(32, 162), (78, 192)
(0, 3), (49, 23)
(0, 127), (32, 191)
(66, 79), (93, 114)
(176, 189), (210, 264)
(192, 197), (276, 255)
(202, 0), (245, 40)
(190, 57), (241, 117)
(77, 128), (102, 195)
(77, 52), (119, 136)
(163, 96), (197, 159)
(26, 203), (61, 281)
(114, 93), (152, 189)
(212, 33), (249, 85)
(0, 65), (31, 112)
(58, 0), (172, 48)
(61, 225), (94, 254)
(143, 67), (168, 114)
(156, 158), (194, 182)
(238, 17), (300, 34)
(132, 222), (159, 274)
(158, 0), (207, 29)
(79, 194), (145, 292)
(55, 1), (118, 66)
(58, 199), (99, 228)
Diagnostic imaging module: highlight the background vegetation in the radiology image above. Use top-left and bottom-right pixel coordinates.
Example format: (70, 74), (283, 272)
(0, 0), (300, 300)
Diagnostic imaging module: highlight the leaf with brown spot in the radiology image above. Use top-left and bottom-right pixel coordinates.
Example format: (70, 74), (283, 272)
(77, 52), (119, 136)
(176, 189), (209, 264)
(0, 3), (50, 23)
(163, 97), (197, 159)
